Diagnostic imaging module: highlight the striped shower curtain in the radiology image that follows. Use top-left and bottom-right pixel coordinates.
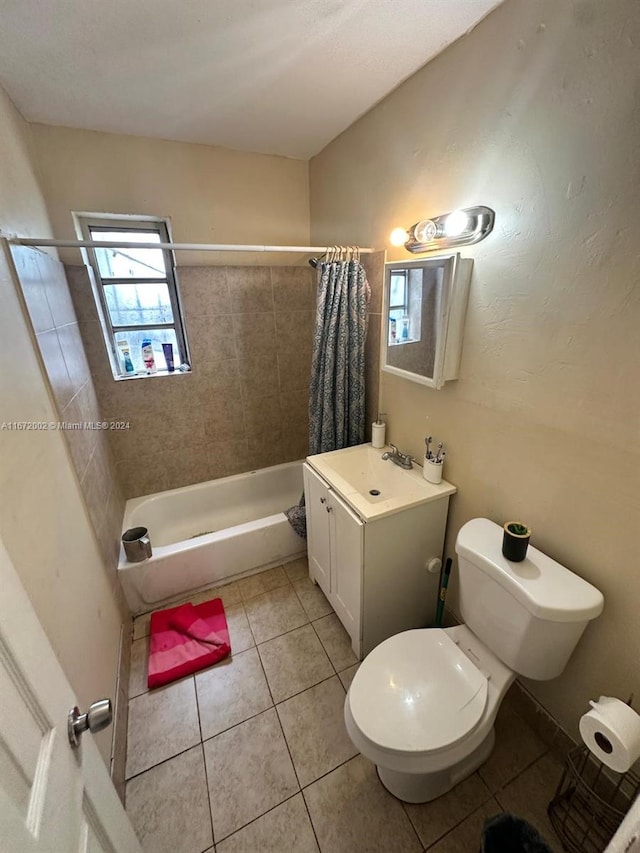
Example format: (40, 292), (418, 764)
(308, 259), (371, 455)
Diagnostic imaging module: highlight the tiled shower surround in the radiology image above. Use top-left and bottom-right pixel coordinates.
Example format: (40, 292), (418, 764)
(67, 254), (384, 498)
(10, 246), (125, 587)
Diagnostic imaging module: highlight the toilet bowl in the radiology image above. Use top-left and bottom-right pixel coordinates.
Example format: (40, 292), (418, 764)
(345, 623), (514, 802)
(344, 517), (604, 803)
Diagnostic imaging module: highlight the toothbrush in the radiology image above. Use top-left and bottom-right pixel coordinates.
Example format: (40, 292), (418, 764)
(425, 436), (432, 460)
(435, 442), (443, 463)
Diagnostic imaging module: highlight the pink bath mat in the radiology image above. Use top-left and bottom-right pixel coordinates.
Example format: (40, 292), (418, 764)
(147, 598), (231, 689)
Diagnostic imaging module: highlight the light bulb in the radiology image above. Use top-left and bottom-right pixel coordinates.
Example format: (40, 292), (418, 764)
(389, 227), (409, 247)
(444, 210), (469, 237)
(413, 219), (437, 243)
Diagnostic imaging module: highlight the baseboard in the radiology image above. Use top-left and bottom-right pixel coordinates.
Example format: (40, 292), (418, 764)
(110, 618), (132, 803)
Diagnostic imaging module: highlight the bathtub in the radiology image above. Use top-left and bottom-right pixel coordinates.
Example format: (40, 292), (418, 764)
(118, 460), (306, 613)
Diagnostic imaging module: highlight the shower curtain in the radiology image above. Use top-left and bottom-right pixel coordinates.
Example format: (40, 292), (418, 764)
(285, 257), (370, 539)
(308, 258), (371, 454)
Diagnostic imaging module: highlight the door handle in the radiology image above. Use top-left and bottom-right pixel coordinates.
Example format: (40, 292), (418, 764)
(68, 699), (113, 748)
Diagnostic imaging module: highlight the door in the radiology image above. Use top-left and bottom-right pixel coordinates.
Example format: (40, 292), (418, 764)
(303, 463), (332, 595)
(329, 489), (364, 656)
(0, 537), (141, 853)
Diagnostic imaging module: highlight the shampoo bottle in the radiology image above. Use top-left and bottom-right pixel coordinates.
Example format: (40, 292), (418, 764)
(141, 338), (157, 373)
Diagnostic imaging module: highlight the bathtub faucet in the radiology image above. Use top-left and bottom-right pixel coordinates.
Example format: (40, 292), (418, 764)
(381, 445), (414, 470)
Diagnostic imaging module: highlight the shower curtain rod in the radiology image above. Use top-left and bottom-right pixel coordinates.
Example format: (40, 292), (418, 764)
(9, 237), (374, 254)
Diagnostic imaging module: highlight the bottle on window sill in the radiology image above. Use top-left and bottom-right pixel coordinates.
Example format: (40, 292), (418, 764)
(117, 339), (135, 374)
(141, 338), (157, 374)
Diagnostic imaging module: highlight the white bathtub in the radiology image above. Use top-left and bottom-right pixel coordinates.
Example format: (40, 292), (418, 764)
(118, 461), (306, 613)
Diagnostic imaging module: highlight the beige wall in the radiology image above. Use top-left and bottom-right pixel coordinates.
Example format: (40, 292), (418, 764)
(310, 0), (640, 739)
(67, 263), (316, 497)
(0, 85), (124, 764)
(30, 124), (310, 266)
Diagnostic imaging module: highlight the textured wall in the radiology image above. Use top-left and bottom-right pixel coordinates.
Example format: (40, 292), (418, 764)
(29, 123), (310, 267)
(0, 84), (123, 765)
(309, 0), (640, 740)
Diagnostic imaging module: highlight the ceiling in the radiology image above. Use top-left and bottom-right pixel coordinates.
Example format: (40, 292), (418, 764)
(0, 0), (503, 160)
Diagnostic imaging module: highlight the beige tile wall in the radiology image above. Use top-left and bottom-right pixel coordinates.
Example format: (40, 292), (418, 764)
(11, 246), (125, 579)
(67, 265), (315, 498)
(67, 259), (384, 499)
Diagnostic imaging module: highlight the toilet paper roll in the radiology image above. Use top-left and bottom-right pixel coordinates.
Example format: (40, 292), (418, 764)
(579, 696), (640, 773)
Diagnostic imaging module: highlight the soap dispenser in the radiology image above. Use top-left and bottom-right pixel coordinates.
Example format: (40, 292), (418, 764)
(372, 413), (386, 449)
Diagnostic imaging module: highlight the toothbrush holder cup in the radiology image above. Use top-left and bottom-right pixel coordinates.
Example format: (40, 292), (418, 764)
(423, 457), (443, 484)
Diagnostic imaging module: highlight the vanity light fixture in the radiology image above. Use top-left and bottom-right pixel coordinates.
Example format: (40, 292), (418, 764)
(390, 205), (495, 254)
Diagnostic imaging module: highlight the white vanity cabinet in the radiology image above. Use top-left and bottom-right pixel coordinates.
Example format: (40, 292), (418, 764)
(304, 464), (363, 645)
(303, 450), (456, 659)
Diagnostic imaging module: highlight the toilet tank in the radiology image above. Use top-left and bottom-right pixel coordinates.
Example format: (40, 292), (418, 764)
(454, 518), (604, 680)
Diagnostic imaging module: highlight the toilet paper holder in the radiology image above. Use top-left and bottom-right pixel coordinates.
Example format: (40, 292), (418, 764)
(548, 744), (640, 853)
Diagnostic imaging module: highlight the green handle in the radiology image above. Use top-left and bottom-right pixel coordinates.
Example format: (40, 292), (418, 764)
(435, 558), (453, 628)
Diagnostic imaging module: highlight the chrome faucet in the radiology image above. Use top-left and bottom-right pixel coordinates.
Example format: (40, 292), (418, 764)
(381, 444), (415, 470)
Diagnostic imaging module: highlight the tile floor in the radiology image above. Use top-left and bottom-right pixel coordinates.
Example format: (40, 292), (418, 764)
(124, 558), (567, 853)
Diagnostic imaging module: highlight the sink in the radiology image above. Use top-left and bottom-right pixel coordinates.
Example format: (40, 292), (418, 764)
(306, 443), (456, 521)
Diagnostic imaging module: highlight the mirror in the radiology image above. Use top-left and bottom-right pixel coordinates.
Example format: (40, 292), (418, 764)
(381, 254), (472, 389)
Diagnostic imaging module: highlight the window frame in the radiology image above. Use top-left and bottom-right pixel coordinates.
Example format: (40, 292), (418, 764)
(76, 214), (190, 378)
(389, 269), (408, 313)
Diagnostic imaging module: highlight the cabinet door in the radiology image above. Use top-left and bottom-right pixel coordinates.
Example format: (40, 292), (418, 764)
(329, 489), (364, 654)
(302, 463), (331, 595)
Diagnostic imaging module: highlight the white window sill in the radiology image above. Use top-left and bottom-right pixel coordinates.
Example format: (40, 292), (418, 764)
(112, 367), (191, 382)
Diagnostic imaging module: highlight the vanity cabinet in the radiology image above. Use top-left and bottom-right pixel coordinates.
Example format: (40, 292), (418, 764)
(303, 458), (454, 659)
(304, 464), (363, 644)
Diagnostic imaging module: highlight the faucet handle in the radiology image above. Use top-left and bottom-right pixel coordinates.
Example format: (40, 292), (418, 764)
(390, 444), (398, 453)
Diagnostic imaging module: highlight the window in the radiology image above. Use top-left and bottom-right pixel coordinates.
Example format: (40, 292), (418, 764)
(388, 268), (422, 346)
(76, 215), (189, 378)
(388, 269), (408, 344)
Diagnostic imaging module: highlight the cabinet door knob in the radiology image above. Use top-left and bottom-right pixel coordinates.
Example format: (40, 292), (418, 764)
(320, 497), (327, 504)
(326, 505), (333, 513)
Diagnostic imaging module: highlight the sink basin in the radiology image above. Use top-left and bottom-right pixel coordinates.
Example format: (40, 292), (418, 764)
(306, 443), (456, 521)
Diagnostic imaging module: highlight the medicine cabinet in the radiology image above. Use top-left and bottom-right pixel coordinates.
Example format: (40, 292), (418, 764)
(382, 254), (472, 389)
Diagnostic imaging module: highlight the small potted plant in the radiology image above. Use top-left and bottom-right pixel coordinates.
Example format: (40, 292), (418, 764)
(502, 521), (532, 562)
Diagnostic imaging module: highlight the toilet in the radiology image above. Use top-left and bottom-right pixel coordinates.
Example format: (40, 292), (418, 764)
(344, 517), (604, 803)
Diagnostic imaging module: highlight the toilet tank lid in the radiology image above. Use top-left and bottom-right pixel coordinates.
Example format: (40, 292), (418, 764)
(455, 518), (604, 623)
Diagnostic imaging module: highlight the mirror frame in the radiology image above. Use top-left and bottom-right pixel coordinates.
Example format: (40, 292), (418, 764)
(381, 253), (469, 390)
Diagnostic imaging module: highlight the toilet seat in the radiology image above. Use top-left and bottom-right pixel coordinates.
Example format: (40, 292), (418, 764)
(348, 629), (488, 754)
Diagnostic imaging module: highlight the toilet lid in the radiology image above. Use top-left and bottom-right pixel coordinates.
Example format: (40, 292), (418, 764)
(349, 629), (488, 753)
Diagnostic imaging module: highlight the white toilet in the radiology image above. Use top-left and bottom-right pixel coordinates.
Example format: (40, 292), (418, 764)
(344, 517), (604, 803)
